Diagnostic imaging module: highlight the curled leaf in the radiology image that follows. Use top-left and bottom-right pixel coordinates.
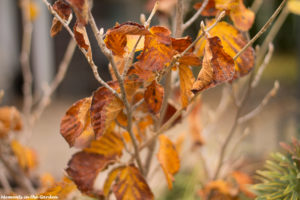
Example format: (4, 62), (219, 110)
(192, 36), (235, 93)
(65, 0), (89, 25)
(112, 165), (154, 200)
(51, 0), (72, 37)
(60, 97), (94, 148)
(157, 135), (180, 189)
(144, 80), (164, 114)
(73, 22), (92, 58)
(196, 21), (254, 78)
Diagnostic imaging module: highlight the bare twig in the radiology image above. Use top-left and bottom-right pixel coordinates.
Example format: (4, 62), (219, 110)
(0, 165), (11, 193)
(182, 0), (209, 31)
(238, 81), (279, 124)
(31, 39), (76, 124)
(251, 43), (274, 88)
(41, 0), (120, 100)
(174, 0), (184, 37)
(255, 5), (289, 66)
(233, 0), (288, 60)
(20, 0), (33, 122)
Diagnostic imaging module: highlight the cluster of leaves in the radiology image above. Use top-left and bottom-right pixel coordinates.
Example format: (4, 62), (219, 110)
(46, 0), (258, 199)
(252, 138), (300, 200)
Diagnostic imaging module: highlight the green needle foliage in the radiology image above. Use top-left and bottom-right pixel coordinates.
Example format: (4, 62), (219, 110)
(253, 138), (300, 200)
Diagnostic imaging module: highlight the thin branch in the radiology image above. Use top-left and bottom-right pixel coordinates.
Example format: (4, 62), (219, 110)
(175, 0), (184, 37)
(255, 5), (289, 66)
(251, 43), (274, 88)
(88, 11), (144, 174)
(238, 81), (279, 124)
(31, 39), (77, 124)
(20, 0), (33, 122)
(41, 0), (120, 100)
(233, 0), (288, 60)
(0, 90), (4, 103)
(182, 0), (209, 31)
(0, 165), (11, 193)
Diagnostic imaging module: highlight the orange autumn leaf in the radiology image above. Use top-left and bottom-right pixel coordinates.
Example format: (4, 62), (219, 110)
(0, 106), (22, 138)
(73, 21), (92, 58)
(192, 36), (235, 93)
(11, 140), (37, 172)
(103, 167), (121, 197)
(60, 97), (94, 148)
(179, 65), (195, 108)
(51, 0), (72, 37)
(65, 0), (89, 25)
(39, 177), (77, 199)
(137, 115), (153, 135)
(196, 20), (255, 78)
(116, 111), (128, 127)
(144, 80), (164, 114)
(135, 26), (175, 72)
(105, 22), (149, 57)
(215, 0), (238, 10)
(157, 135), (180, 189)
(112, 165), (154, 200)
(198, 180), (237, 200)
(66, 151), (114, 195)
(91, 81), (140, 138)
(84, 131), (124, 158)
(230, 0), (255, 32)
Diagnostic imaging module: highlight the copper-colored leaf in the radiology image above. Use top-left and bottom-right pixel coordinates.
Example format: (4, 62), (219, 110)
(112, 165), (154, 200)
(144, 80), (164, 114)
(157, 135), (180, 189)
(196, 20), (255, 78)
(215, 0), (238, 10)
(0, 106), (22, 138)
(194, 0), (218, 16)
(198, 180), (235, 200)
(192, 36), (235, 93)
(105, 22), (149, 57)
(11, 140), (37, 172)
(91, 81), (140, 138)
(229, 0), (255, 31)
(65, 0), (89, 25)
(51, 0), (72, 37)
(84, 131), (124, 158)
(73, 22), (92, 58)
(179, 65), (195, 108)
(136, 26), (175, 72)
(66, 151), (114, 194)
(60, 97), (94, 148)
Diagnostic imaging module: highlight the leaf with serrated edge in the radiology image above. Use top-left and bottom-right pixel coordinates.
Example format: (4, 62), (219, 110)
(157, 135), (180, 189)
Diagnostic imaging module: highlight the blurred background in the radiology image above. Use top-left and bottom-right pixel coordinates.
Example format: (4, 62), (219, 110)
(0, 0), (299, 198)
